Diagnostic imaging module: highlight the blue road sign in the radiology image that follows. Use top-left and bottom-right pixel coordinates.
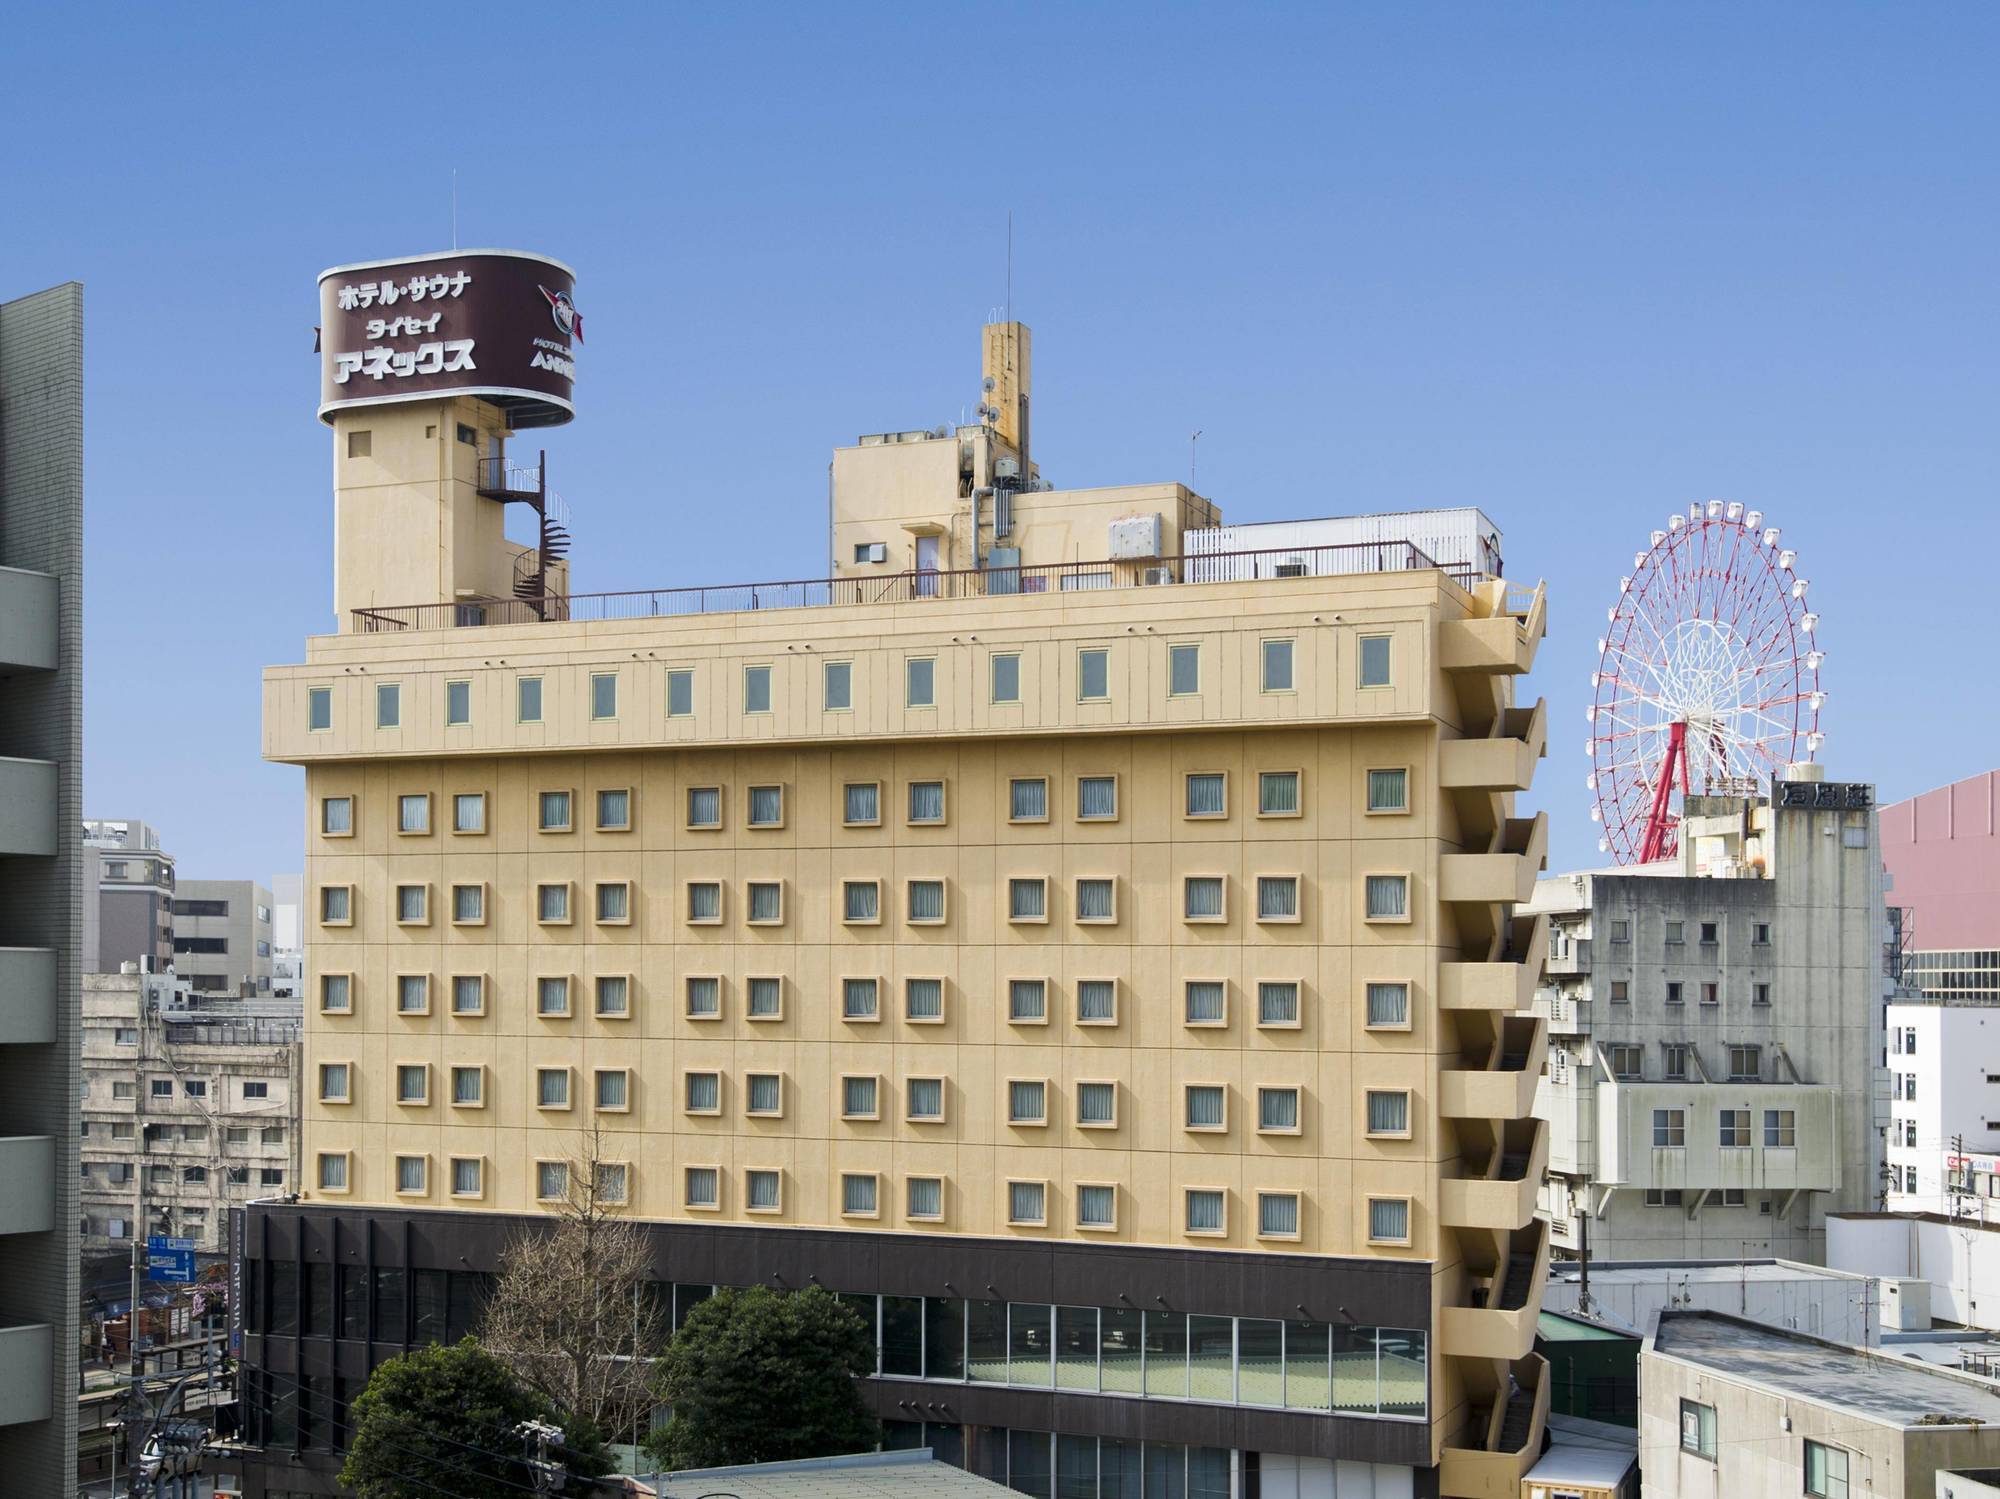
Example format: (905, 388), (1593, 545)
(147, 1235), (196, 1283)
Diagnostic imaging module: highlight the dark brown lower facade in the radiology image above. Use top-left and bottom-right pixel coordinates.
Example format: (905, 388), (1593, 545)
(215, 1201), (1442, 1499)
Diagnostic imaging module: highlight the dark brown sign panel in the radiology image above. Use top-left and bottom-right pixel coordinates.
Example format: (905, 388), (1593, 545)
(317, 249), (578, 428)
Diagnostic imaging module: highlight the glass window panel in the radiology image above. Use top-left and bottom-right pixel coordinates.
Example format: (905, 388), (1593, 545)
(536, 976), (568, 1015)
(925, 1297), (965, 1379)
(538, 1070), (569, 1107)
(1259, 770), (1300, 814)
(1378, 1329), (1426, 1417)
(376, 682), (401, 727)
(1077, 878), (1115, 920)
(1057, 1433), (1098, 1499)
(1262, 638), (1294, 691)
(744, 664), (771, 713)
(685, 1073), (719, 1112)
(1189, 1447), (1231, 1499)
(1010, 879), (1046, 920)
(1009, 1080), (1046, 1123)
(1367, 767), (1408, 812)
(1185, 1189), (1225, 1233)
(1144, 1310), (1187, 1398)
(1185, 982), (1224, 1024)
(397, 974), (427, 1012)
(1078, 1083), (1116, 1125)
(749, 785), (783, 825)
(452, 793), (484, 832)
(596, 883), (629, 922)
(1365, 874), (1408, 918)
(1056, 1306), (1100, 1392)
(1234, 1318), (1284, 1406)
(595, 1071), (627, 1110)
(907, 879), (945, 922)
(1009, 1180), (1046, 1223)
(666, 668), (692, 717)
(450, 975), (482, 1013)
(321, 796), (352, 834)
(1370, 1198), (1410, 1243)
(1185, 772), (1225, 816)
(905, 977), (943, 1020)
(1367, 1091), (1409, 1134)
(538, 884), (569, 922)
(539, 790), (571, 830)
(1102, 1440), (1143, 1498)
(1259, 1088), (1299, 1131)
(451, 1159), (481, 1196)
(1078, 776), (1117, 819)
(907, 1077), (943, 1120)
(905, 657), (934, 707)
(746, 1074), (781, 1114)
(842, 1076), (878, 1117)
(1331, 1325), (1378, 1414)
(517, 676), (543, 723)
(451, 1068), (481, 1105)
(1359, 634), (1392, 688)
(1184, 877), (1223, 918)
(1187, 1314), (1234, 1402)
(991, 653), (1020, 704)
(1257, 876), (1298, 919)
(595, 788), (628, 829)
(1010, 778), (1047, 820)
(909, 781), (945, 823)
(748, 883), (782, 922)
(1259, 1192), (1301, 1237)
(908, 1176), (943, 1220)
(685, 1167), (719, 1207)
(843, 977), (878, 1019)
(967, 1299), (1008, 1383)
(1258, 982), (1299, 1025)
(1169, 642), (1200, 695)
(307, 687), (331, 732)
(1079, 648), (1109, 700)
(687, 786), (720, 827)
(1010, 1430), (1052, 1499)
(595, 976), (628, 1016)
(590, 672), (617, 719)
(823, 660), (852, 711)
(398, 793), (429, 832)
(844, 882), (879, 922)
(746, 1170), (780, 1210)
(1284, 1320), (1333, 1411)
(1100, 1305), (1144, 1395)
(844, 782), (879, 823)
(747, 977), (782, 1017)
(1009, 1303), (1054, 1388)
(1010, 980), (1046, 1021)
(396, 885), (426, 922)
(881, 1295), (922, 1377)
(686, 882), (720, 922)
(1367, 982), (1410, 1026)
(1078, 979), (1115, 1022)
(1186, 1085), (1225, 1128)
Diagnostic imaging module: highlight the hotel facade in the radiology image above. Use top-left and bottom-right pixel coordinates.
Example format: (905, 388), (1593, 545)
(225, 249), (1550, 1499)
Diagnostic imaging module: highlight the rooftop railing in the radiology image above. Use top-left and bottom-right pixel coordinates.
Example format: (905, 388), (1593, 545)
(353, 539), (1473, 633)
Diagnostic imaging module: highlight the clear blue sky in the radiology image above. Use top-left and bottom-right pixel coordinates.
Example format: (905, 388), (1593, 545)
(3, 3), (1994, 883)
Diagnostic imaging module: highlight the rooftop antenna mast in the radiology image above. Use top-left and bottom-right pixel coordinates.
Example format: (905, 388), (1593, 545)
(1006, 208), (1013, 324)
(451, 168), (459, 251)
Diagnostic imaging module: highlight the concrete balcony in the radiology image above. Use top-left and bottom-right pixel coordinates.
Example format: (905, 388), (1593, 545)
(1439, 1220), (1550, 1363)
(0, 1136), (54, 1235)
(0, 760), (58, 857)
(1440, 914), (1547, 1012)
(1544, 991), (1586, 1037)
(0, 567), (57, 674)
(0, 949), (56, 1046)
(1596, 1081), (1843, 1194)
(1440, 1119), (1548, 1233)
(1439, 582), (1546, 677)
(1440, 813), (1547, 908)
(1439, 700), (1547, 793)
(1544, 937), (1590, 976)
(1439, 1354), (1549, 1499)
(0, 1323), (52, 1426)
(1440, 1017), (1547, 1122)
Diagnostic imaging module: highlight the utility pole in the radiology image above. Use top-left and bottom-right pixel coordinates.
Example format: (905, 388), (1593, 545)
(518, 1417), (568, 1494)
(125, 978), (152, 1499)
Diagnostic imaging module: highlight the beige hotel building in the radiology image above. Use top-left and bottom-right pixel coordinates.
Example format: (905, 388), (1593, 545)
(224, 249), (1551, 1499)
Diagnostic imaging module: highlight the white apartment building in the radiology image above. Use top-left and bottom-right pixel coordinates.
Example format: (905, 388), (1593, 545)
(1884, 999), (2000, 1216)
(1533, 773), (1885, 1263)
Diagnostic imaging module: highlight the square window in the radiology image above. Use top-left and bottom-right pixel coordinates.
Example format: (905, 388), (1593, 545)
(1666, 980), (1685, 1005)
(1184, 980), (1226, 1026)
(445, 679), (471, 726)
(596, 788), (630, 830)
(686, 785), (722, 829)
(538, 789), (572, 831)
(1075, 877), (1116, 923)
(1753, 982), (1771, 1006)
(842, 977), (880, 1021)
(395, 1065), (429, 1105)
(1007, 1180), (1046, 1226)
(591, 974), (629, 1018)
(536, 976), (571, 1017)
(1008, 979), (1047, 1024)
(666, 668), (693, 718)
(1077, 1183), (1117, 1229)
(319, 974), (352, 1014)
(1607, 1044), (1644, 1080)
(1007, 1079), (1047, 1125)
(746, 976), (782, 1019)
(1184, 876), (1225, 921)
(451, 974), (485, 1015)
(1358, 634), (1392, 688)
(1701, 982), (1719, 1006)
(537, 1162), (569, 1201)
(1078, 648), (1109, 702)
(320, 795), (353, 835)
(1365, 1090), (1410, 1136)
(1364, 874), (1409, 921)
(1666, 920), (1685, 944)
(1719, 1108), (1751, 1148)
(1662, 1043), (1690, 1080)
(1261, 638), (1294, 692)
(307, 686), (332, 732)
(595, 882), (631, 924)
(1258, 770), (1301, 816)
(395, 974), (429, 1014)
(744, 664), (772, 714)
(1185, 772), (1226, 817)
(1256, 875), (1300, 921)
(1185, 1084), (1227, 1130)
(905, 657), (935, 708)
(1258, 981), (1301, 1027)
(746, 1073), (783, 1116)
(451, 884), (484, 924)
(906, 1076), (946, 1122)
(746, 1170), (782, 1212)
(449, 1158), (483, 1198)
(1805, 1440), (1848, 1499)
(1765, 1109), (1797, 1147)
(748, 784), (784, 827)
(1611, 919), (1631, 943)
(904, 977), (944, 1022)
(536, 883), (571, 924)
(843, 1173), (880, 1217)
(1680, 1399), (1717, 1460)
(1009, 777), (1048, 822)
(1652, 1108), (1687, 1147)
(1258, 1192), (1301, 1239)
(1729, 1045), (1761, 1081)
(684, 975), (721, 1019)
(452, 792), (485, 833)
(1700, 920), (1719, 944)
(843, 880), (881, 924)
(1185, 1188), (1226, 1235)
(823, 660), (852, 711)
(684, 1167), (719, 1209)
(318, 1063), (350, 1102)
(1610, 979), (1631, 1003)
(1366, 768), (1408, 814)
(990, 653), (1021, 704)
(1169, 642), (1201, 696)
(907, 780), (946, 825)
(747, 881), (783, 924)
(317, 1154), (350, 1192)
(320, 885), (352, 925)
(1076, 979), (1117, 1025)
(375, 682), (401, 728)
(517, 676), (543, 723)
(906, 1177), (944, 1221)
(1077, 1081), (1117, 1127)
(595, 1070), (630, 1112)
(1008, 877), (1048, 922)
(1367, 1197), (1410, 1245)
(686, 881), (722, 924)
(1077, 775), (1118, 820)
(1366, 981), (1410, 1028)
(395, 883), (428, 924)
(684, 1072), (722, 1114)
(396, 793), (434, 834)
(843, 782), (880, 825)
(1753, 922), (1771, 945)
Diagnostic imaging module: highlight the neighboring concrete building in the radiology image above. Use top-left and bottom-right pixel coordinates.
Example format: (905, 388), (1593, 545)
(1882, 771), (2000, 1004)
(223, 250), (1554, 1499)
(270, 873), (303, 998)
(1831, 1212), (2000, 1334)
(82, 817), (176, 974)
(79, 972), (300, 1257)
(1531, 777), (1887, 1263)
(1641, 1310), (2000, 1499)
(0, 279), (84, 1493)
(171, 879), (276, 996)
(1543, 1257), (1891, 1347)
(1885, 1001), (2000, 1214)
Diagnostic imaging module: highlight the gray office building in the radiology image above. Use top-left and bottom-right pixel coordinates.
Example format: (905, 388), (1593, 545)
(0, 280), (84, 1494)
(83, 816), (176, 974)
(172, 879), (275, 996)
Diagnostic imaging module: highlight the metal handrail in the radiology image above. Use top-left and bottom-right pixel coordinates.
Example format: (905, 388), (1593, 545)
(352, 539), (1471, 633)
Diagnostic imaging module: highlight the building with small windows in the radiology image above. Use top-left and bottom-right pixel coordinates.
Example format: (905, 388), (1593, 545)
(82, 817), (176, 975)
(225, 249), (1552, 1499)
(1532, 776), (1887, 1263)
(1882, 1000), (2000, 1216)
(171, 878), (276, 996)
(1882, 771), (2000, 1006)
(1640, 1309), (2000, 1499)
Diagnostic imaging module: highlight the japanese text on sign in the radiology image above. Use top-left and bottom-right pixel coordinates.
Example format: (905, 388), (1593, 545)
(333, 339), (477, 384)
(335, 271), (472, 310)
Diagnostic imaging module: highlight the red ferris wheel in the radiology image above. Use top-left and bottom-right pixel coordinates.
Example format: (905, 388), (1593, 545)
(1587, 501), (1824, 864)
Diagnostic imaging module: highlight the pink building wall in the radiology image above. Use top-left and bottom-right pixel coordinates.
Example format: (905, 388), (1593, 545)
(1882, 768), (2000, 950)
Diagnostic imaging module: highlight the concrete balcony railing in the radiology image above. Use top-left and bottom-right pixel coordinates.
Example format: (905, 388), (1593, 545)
(1439, 582), (1546, 676)
(1440, 1018), (1547, 1122)
(1439, 700), (1547, 794)
(1439, 1119), (1548, 1233)
(0, 1137), (55, 1236)
(1440, 813), (1548, 908)
(1543, 936), (1590, 976)
(1439, 1353), (1549, 1499)
(0, 1324), (52, 1427)
(0, 949), (56, 1046)
(0, 566), (58, 675)
(1438, 1219), (1550, 1363)
(0, 760), (58, 857)
(1440, 914), (1547, 1012)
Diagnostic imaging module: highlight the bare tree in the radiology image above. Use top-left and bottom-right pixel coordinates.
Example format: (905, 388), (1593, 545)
(479, 1127), (668, 1445)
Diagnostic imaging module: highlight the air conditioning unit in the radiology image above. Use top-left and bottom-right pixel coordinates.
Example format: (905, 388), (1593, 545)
(1274, 559), (1309, 578)
(995, 456), (1021, 481)
(1140, 567), (1173, 586)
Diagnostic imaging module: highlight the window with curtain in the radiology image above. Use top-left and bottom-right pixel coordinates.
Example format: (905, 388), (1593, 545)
(1359, 635), (1392, 688)
(537, 883), (569, 922)
(748, 883), (782, 923)
(537, 1162), (568, 1200)
(747, 977), (782, 1018)
(747, 1171), (781, 1210)
(746, 1074), (781, 1114)
(1258, 1088), (1300, 1132)
(1078, 1184), (1116, 1227)
(1185, 1085), (1225, 1129)
(1185, 982), (1225, 1025)
(396, 1066), (426, 1103)
(1259, 1193), (1300, 1237)
(665, 668), (692, 718)
(748, 785), (783, 826)
(1366, 1091), (1409, 1134)
(321, 796), (353, 835)
(1368, 1198), (1408, 1243)
(539, 790), (571, 830)
(596, 883), (629, 922)
(686, 882), (721, 922)
(1805, 1441), (1848, 1498)
(1169, 643), (1200, 696)
(398, 793), (429, 833)
(594, 788), (629, 830)
(685, 1073), (720, 1112)
(844, 782), (879, 824)
(905, 978), (943, 1020)
(907, 880), (945, 923)
(1077, 980), (1115, 1023)
(590, 672), (617, 719)
(843, 978), (878, 1020)
(397, 975), (427, 1013)
(1184, 877), (1224, 919)
(1259, 770), (1300, 815)
(842, 1174), (879, 1215)
(450, 792), (484, 832)
(1008, 1181), (1045, 1224)
(536, 976), (569, 1015)
(537, 1069), (569, 1108)
(450, 1159), (481, 1196)
(1008, 1080), (1046, 1124)
(1364, 874), (1408, 920)
(596, 1071), (628, 1110)
(321, 886), (351, 923)
(1185, 1189), (1224, 1233)
(687, 786), (721, 827)
(319, 1155), (348, 1190)
(1078, 648), (1109, 701)
(907, 1177), (943, 1219)
(1076, 878), (1115, 921)
(991, 653), (1020, 704)
(685, 977), (720, 1018)
(1185, 773), (1225, 817)
(844, 882), (879, 922)
(823, 660), (852, 711)
(452, 885), (483, 923)
(449, 975), (482, 1014)
(1077, 1082), (1116, 1125)
(1366, 768), (1407, 813)
(1257, 876), (1299, 919)
(594, 1163), (628, 1202)
(319, 1064), (349, 1101)
(843, 1076), (879, 1117)
(1009, 879), (1046, 920)
(451, 1067), (481, 1106)
(594, 976), (628, 1017)
(744, 664), (772, 713)
(907, 1077), (944, 1120)
(1010, 778), (1047, 820)
(1077, 776), (1117, 819)
(1258, 982), (1300, 1025)
(396, 885), (426, 923)
(1261, 638), (1294, 692)
(905, 657), (934, 707)
(908, 781), (945, 823)
(685, 1167), (718, 1208)
(1009, 980), (1046, 1022)
(1366, 982), (1409, 1027)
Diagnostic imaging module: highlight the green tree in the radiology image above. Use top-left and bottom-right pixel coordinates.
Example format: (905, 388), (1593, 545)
(339, 1337), (615, 1499)
(643, 1285), (880, 1469)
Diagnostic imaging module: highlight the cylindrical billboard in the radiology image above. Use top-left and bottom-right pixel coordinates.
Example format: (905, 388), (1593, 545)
(318, 249), (578, 427)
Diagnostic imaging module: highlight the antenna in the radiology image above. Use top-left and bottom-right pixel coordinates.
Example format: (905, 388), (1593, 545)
(451, 168), (459, 250)
(1006, 209), (1013, 325)
(1190, 430), (1203, 489)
